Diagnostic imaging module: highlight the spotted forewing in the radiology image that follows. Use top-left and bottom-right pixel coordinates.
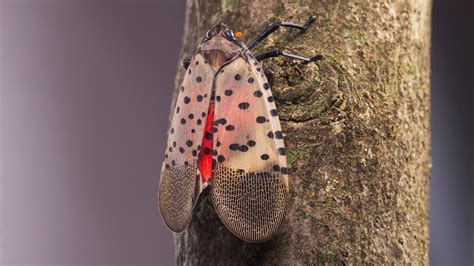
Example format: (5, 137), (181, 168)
(158, 53), (213, 233)
(211, 53), (289, 242)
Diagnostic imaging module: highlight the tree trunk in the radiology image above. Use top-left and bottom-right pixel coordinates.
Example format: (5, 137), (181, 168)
(171, 0), (431, 264)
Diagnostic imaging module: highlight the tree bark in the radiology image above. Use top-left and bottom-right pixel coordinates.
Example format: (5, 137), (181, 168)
(171, 0), (431, 264)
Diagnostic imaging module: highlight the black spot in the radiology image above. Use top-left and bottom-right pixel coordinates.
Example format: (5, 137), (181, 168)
(184, 161), (189, 167)
(278, 147), (286, 155)
(229, 144), (239, 151)
(212, 127), (218, 133)
(165, 154), (168, 158)
(173, 141), (176, 148)
(205, 132), (213, 140)
(225, 125), (235, 131)
(168, 147), (173, 152)
(204, 93), (208, 98)
(212, 159), (217, 170)
(215, 118), (227, 125)
(270, 109), (278, 117)
(256, 116), (267, 123)
(238, 102), (250, 110)
(195, 61), (199, 65)
(247, 140), (256, 147)
(180, 86), (184, 92)
(224, 89), (233, 96)
(186, 140), (193, 147)
(203, 147), (212, 155)
(267, 96), (274, 102)
(234, 74), (241, 80)
(217, 155), (225, 163)
(181, 118), (186, 124)
(201, 112), (206, 117)
(254, 91), (263, 97)
(188, 113), (194, 119)
(263, 83), (270, 90)
(172, 160), (176, 166)
(196, 76), (202, 82)
(170, 128), (174, 134)
(239, 145), (249, 152)
(165, 164), (170, 169)
(191, 129), (196, 133)
(281, 167), (288, 174)
(248, 77), (254, 83)
(256, 68), (261, 72)
(273, 165), (280, 171)
(197, 145), (201, 150)
(212, 149), (218, 156)
(216, 96), (221, 102)
(184, 96), (191, 104)
(179, 147), (185, 154)
(197, 95), (203, 102)
(188, 69), (191, 74)
(267, 131), (274, 138)
(176, 107), (180, 114)
(192, 150), (197, 156)
(216, 140), (222, 147)
(275, 131), (283, 139)
(197, 119), (202, 125)
(261, 154), (269, 160)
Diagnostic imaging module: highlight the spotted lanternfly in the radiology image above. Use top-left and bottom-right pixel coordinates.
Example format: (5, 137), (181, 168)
(158, 16), (322, 242)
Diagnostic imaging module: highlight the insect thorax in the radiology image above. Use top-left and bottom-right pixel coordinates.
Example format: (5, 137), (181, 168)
(198, 37), (244, 72)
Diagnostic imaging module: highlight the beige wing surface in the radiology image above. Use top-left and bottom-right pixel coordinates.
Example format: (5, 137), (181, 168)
(211, 55), (289, 242)
(158, 54), (214, 232)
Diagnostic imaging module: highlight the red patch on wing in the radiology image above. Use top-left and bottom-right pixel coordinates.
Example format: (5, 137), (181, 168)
(198, 103), (214, 183)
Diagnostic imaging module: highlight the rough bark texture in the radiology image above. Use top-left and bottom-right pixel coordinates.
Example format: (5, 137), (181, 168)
(171, 0), (431, 264)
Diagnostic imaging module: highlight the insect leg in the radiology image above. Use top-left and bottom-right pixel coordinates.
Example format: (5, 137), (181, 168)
(247, 15), (316, 50)
(182, 57), (191, 69)
(256, 50), (324, 62)
(264, 68), (274, 87)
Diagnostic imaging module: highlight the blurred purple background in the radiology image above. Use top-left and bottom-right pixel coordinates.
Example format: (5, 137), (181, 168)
(0, 1), (183, 264)
(0, 0), (472, 265)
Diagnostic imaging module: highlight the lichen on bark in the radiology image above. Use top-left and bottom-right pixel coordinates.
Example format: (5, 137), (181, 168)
(170, 0), (431, 264)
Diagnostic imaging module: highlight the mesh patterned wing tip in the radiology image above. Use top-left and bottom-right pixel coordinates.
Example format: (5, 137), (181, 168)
(158, 165), (198, 233)
(211, 166), (288, 243)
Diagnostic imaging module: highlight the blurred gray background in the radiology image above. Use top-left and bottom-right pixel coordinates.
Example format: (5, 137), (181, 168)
(0, 0), (472, 265)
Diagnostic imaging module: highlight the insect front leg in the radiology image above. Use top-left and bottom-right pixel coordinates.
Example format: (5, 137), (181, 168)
(256, 50), (324, 63)
(247, 15), (316, 50)
(264, 68), (274, 88)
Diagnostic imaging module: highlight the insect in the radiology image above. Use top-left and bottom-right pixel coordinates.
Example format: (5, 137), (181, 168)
(158, 16), (322, 242)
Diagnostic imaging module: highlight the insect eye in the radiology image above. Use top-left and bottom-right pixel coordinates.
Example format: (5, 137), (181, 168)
(226, 30), (235, 39)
